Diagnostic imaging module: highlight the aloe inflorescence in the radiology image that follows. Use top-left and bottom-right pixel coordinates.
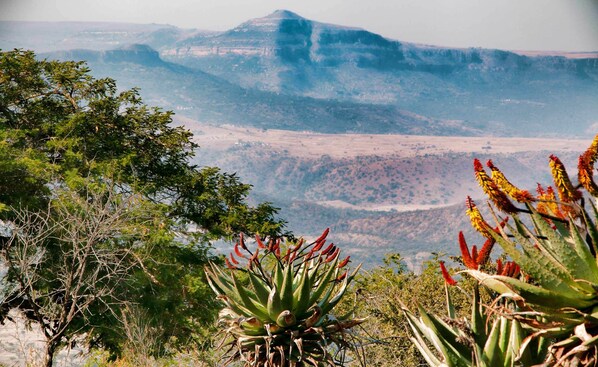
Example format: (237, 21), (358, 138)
(205, 229), (363, 367)
(405, 134), (598, 367)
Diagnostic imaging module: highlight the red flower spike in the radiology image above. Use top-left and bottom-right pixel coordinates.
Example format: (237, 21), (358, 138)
(336, 270), (348, 282)
(292, 238), (304, 252)
(321, 242), (335, 256)
(239, 233), (247, 250)
(256, 235), (266, 249)
(313, 240), (326, 252)
(275, 242), (281, 258)
(325, 247), (340, 262)
(458, 231), (478, 269)
(249, 248), (260, 264)
(234, 243), (247, 259)
(471, 246), (478, 264)
(289, 250), (298, 263)
(337, 256), (351, 268)
(315, 228), (330, 244)
(476, 238), (495, 265)
(439, 261), (457, 286)
(496, 259), (503, 275)
(225, 257), (237, 270)
(512, 264), (521, 278)
(229, 253), (239, 265)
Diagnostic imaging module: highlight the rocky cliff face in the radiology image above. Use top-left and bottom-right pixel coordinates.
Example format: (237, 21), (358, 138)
(158, 10), (597, 137)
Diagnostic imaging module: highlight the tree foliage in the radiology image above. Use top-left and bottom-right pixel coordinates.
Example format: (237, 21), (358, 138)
(0, 49), (286, 363)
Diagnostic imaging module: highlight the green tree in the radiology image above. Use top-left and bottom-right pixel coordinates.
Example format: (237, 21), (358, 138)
(0, 49), (286, 364)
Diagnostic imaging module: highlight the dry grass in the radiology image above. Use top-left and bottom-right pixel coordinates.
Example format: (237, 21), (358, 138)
(177, 116), (590, 159)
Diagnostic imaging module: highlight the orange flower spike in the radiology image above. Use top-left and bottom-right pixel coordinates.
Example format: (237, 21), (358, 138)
(282, 247), (291, 263)
(487, 160), (534, 203)
(458, 231), (478, 269)
(545, 186), (566, 219)
(439, 261), (457, 286)
(535, 183), (550, 215)
(473, 159), (518, 213)
(578, 151), (598, 196)
(289, 250), (298, 264)
(336, 270), (348, 282)
(337, 256), (351, 268)
(325, 247), (340, 262)
(536, 183), (546, 197)
(313, 239), (326, 252)
(229, 253), (239, 265)
(256, 234), (266, 249)
(466, 197), (493, 238)
(249, 247), (260, 265)
(549, 154), (582, 202)
(234, 243), (248, 259)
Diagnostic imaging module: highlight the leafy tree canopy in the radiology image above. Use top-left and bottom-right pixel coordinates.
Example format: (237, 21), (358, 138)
(0, 49), (286, 359)
(0, 49), (284, 238)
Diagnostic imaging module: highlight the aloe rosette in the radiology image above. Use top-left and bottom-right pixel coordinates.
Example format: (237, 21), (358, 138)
(205, 229), (363, 366)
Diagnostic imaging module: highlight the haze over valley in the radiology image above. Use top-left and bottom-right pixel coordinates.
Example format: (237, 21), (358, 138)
(2, 9), (596, 266)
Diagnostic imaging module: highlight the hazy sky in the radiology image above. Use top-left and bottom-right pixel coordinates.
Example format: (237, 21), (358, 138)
(2, 0), (597, 51)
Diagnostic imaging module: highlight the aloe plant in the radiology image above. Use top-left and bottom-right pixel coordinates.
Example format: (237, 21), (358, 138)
(404, 284), (548, 367)
(460, 135), (598, 366)
(205, 229), (363, 366)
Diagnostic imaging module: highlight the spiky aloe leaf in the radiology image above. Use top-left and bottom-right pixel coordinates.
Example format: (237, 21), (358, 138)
(493, 219), (586, 297)
(481, 316), (503, 367)
(467, 270), (597, 309)
(280, 261), (295, 311)
(307, 260), (338, 309)
(416, 305), (472, 367)
(248, 270), (270, 305)
(231, 272), (272, 322)
(404, 308), (450, 367)
(528, 206), (598, 284)
(471, 287), (487, 348)
(320, 264), (362, 315)
(267, 284), (284, 321)
(293, 262), (313, 316)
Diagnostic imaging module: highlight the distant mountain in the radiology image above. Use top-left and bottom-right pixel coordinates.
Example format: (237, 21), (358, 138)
(2, 11), (597, 136)
(162, 10), (598, 137)
(0, 21), (204, 53)
(45, 47), (476, 135)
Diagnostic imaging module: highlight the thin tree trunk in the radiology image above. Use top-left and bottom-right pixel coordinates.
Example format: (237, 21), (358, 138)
(45, 341), (56, 367)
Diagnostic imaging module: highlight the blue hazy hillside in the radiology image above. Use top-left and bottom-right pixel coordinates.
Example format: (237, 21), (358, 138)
(163, 10), (598, 136)
(45, 46), (474, 135)
(2, 10), (597, 136)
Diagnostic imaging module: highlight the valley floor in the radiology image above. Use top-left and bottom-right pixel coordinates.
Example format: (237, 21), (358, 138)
(179, 116), (590, 159)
